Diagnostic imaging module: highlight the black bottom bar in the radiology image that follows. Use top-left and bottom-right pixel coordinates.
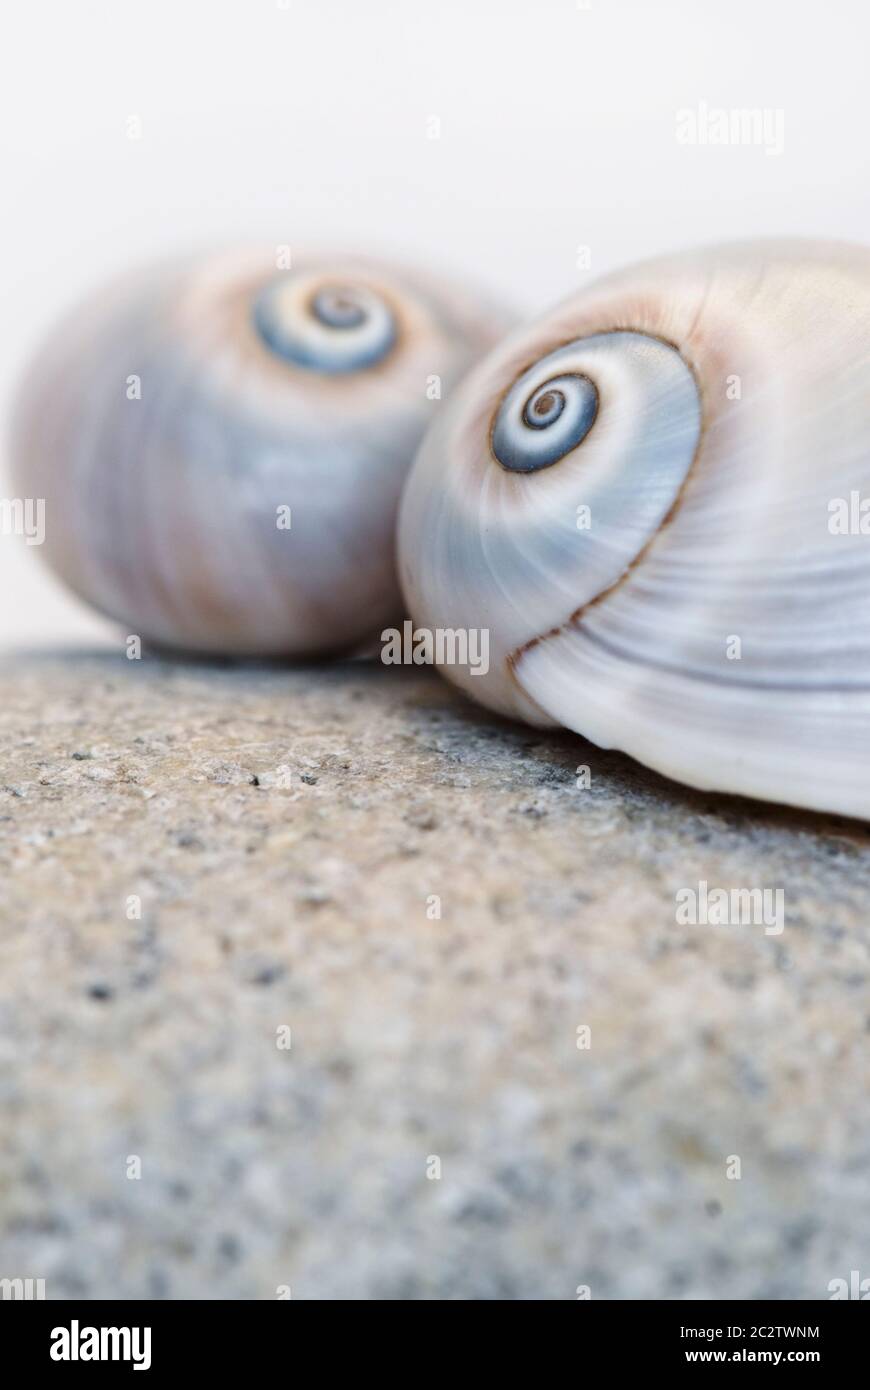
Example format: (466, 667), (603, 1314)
(0, 1298), (864, 1374)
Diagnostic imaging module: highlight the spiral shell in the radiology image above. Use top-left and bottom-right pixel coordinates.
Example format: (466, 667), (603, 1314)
(398, 240), (870, 818)
(11, 249), (506, 655)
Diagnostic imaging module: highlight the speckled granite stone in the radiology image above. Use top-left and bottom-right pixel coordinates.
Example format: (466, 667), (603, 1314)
(0, 652), (868, 1300)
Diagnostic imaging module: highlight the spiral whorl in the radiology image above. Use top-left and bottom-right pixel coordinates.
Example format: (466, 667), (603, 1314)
(253, 272), (397, 373)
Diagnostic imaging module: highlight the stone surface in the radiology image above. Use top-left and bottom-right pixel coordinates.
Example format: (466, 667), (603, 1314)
(0, 652), (868, 1301)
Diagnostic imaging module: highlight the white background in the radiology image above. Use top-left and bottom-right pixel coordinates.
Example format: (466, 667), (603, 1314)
(1, 0), (868, 650)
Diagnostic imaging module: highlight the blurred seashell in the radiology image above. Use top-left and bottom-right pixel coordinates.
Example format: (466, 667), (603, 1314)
(11, 248), (507, 655)
(398, 240), (870, 818)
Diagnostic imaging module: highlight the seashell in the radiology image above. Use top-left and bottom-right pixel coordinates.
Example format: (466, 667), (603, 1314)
(11, 249), (506, 656)
(398, 239), (870, 818)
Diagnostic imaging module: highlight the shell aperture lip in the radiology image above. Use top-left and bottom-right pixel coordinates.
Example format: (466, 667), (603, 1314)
(253, 273), (397, 373)
(493, 367), (600, 471)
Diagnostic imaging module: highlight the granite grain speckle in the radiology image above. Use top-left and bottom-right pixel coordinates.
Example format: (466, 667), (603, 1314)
(0, 653), (868, 1299)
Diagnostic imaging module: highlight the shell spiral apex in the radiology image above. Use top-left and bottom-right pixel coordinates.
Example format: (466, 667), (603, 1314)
(397, 239), (870, 819)
(11, 248), (508, 657)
